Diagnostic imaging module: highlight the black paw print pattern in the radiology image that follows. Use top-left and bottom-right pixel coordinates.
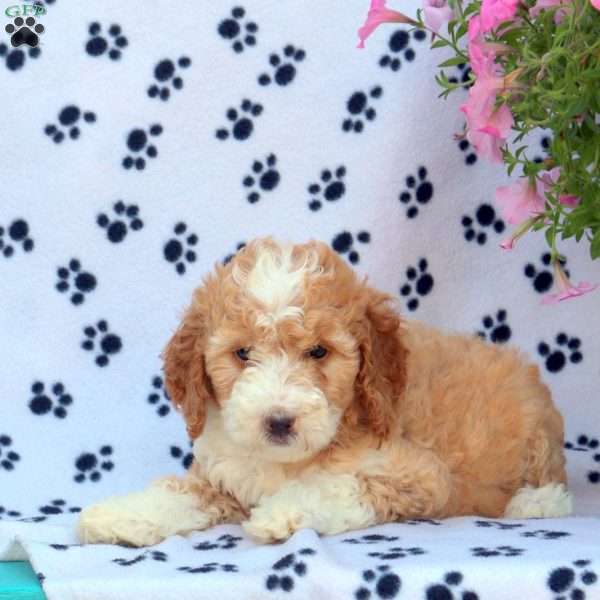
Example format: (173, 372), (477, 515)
(533, 135), (552, 164)
(265, 548), (315, 593)
(547, 560), (598, 600)
(307, 166), (346, 211)
(163, 222), (198, 275)
(170, 442), (193, 470)
(0, 435), (20, 471)
(400, 258), (434, 311)
(114, 550), (167, 566)
(123, 124), (163, 170)
(457, 138), (478, 165)
(97, 201), (143, 243)
(45, 105), (96, 143)
(148, 57), (191, 101)
(56, 258), (97, 305)
(38, 499), (81, 516)
(379, 29), (426, 71)
(475, 520), (523, 530)
(426, 571), (479, 600)
(86, 22), (128, 60)
(476, 309), (511, 344)
(243, 154), (280, 203)
(355, 565), (402, 600)
(81, 320), (123, 367)
(0, 505), (22, 519)
(368, 546), (426, 560)
(521, 529), (570, 540)
(471, 545), (524, 557)
(178, 562), (238, 574)
(342, 86), (383, 133)
(5, 16), (44, 47)
(74, 445), (114, 483)
(404, 519), (442, 526)
(564, 435), (600, 484)
(258, 44), (306, 86)
(399, 166), (433, 219)
(216, 99), (263, 141)
(223, 241), (246, 265)
(343, 534), (399, 545)
(462, 204), (505, 244)
(194, 534), (243, 551)
(538, 332), (582, 374)
(147, 375), (171, 417)
(524, 253), (569, 294)
(332, 230), (370, 264)
(29, 381), (73, 418)
(448, 63), (473, 88)
(218, 6), (258, 53)
(0, 42), (39, 71)
(0, 219), (34, 257)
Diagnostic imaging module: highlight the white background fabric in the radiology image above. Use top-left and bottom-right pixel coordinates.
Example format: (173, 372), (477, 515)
(1, 1), (599, 598)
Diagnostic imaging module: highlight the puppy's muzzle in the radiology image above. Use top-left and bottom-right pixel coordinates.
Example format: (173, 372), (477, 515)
(264, 412), (296, 445)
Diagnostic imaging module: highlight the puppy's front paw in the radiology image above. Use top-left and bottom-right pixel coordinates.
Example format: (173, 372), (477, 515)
(242, 503), (310, 543)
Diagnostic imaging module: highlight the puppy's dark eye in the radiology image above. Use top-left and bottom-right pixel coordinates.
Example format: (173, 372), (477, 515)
(235, 347), (251, 362)
(308, 345), (328, 359)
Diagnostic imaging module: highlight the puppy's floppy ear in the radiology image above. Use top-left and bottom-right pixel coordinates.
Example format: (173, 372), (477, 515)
(354, 288), (407, 438)
(162, 300), (213, 440)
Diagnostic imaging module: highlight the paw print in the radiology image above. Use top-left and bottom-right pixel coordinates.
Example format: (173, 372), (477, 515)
(81, 320), (123, 367)
(74, 445), (114, 483)
(0, 435), (20, 471)
(475, 520), (523, 530)
(379, 28), (426, 71)
(216, 99), (263, 141)
(194, 534), (243, 551)
(0, 43), (40, 71)
(462, 204), (505, 244)
(476, 309), (511, 344)
(163, 222), (198, 275)
(533, 134), (552, 163)
(457, 138), (478, 165)
(56, 258), (97, 305)
(332, 230), (370, 264)
(45, 105), (96, 143)
(471, 545), (524, 557)
(243, 154), (280, 203)
(114, 550), (168, 566)
(38, 499), (81, 516)
(148, 56), (191, 101)
(147, 375), (171, 417)
(448, 63), (472, 88)
(86, 22), (128, 60)
(265, 548), (315, 592)
(565, 435), (599, 452)
(400, 258), (434, 311)
(0, 218), (34, 257)
(399, 166), (434, 218)
(354, 565), (402, 600)
(524, 253), (569, 294)
(258, 44), (305, 86)
(307, 166), (346, 211)
(0, 505), (22, 519)
(97, 201), (143, 243)
(29, 381), (73, 418)
(223, 241), (246, 265)
(547, 560), (598, 600)
(178, 562), (238, 574)
(170, 442), (193, 470)
(538, 332), (582, 373)
(5, 16), (44, 47)
(404, 518), (442, 526)
(521, 529), (570, 540)
(218, 6), (258, 53)
(425, 571), (479, 600)
(342, 86), (382, 133)
(122, 124), (163, 170)
(343, 534), (400, 545)
(368, 546), (426, 560)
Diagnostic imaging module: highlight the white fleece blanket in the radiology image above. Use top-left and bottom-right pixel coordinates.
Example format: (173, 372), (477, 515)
(1, 0), (600, 599)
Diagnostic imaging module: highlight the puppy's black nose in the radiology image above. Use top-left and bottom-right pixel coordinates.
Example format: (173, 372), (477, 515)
(266, 415), (295, 440)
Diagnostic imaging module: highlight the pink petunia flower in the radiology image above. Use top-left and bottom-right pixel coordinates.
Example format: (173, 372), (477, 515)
(558, 194), (580, 207)
(593, 0), (600, 11)
(529, 0), (571, 23)
(495, 178), (545, 225)
(542, 261), (598, 304)
(423, 0), (454, 32)
(480, 0), (520, 32)
(537, 167), (581, 207)
(357, 0), (417, 48)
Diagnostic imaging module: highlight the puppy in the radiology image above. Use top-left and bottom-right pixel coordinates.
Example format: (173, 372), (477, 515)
(78, 238), (571, 547)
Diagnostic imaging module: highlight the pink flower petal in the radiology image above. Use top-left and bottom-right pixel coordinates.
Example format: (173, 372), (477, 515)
(495, 178), (545, 225)
(423, 0), (454, 32)
(480, 0), (520, 31)
(542, 282), (599, 304)
(500, 238), (514, 250)
(357, 0), (414, 48)
(559, 194), (580, 207)
(593, 0), (600, 11)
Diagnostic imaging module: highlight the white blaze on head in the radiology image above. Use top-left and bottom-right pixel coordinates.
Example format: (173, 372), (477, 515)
(233, 243), (322, 324)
